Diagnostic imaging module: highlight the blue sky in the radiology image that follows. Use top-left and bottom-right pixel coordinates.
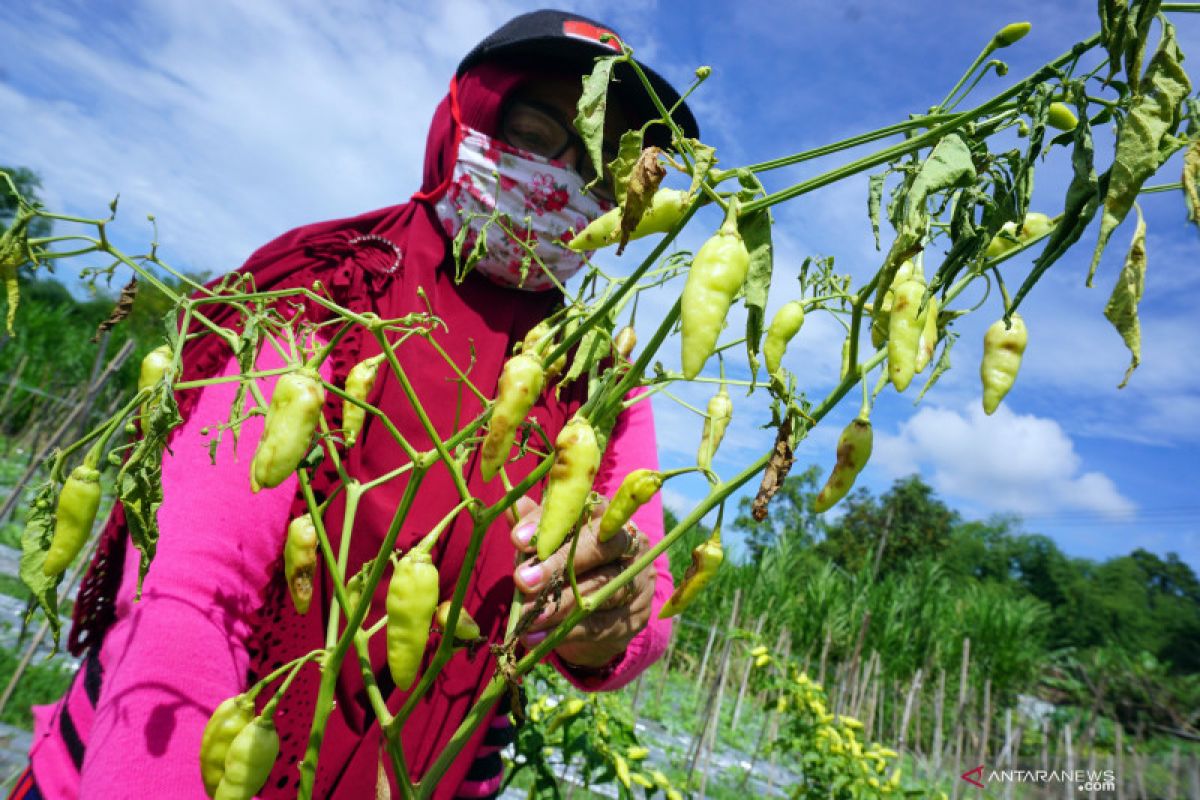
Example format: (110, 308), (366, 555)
(1, 1), (1197, 570)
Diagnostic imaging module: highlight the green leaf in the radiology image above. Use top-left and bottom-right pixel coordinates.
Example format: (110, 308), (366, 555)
(915, 332), (957, 403)
(875, 134), (976, 308)
(686, 138), (718, 200)
(1123, 0), (1163, 91)
(736, 174), (774, 383)
(19, 480), (62, 648)
(573, 56), (621, 190)
(1104, 203), (1146, 388)
(119, 383), (183, 596)
(1010, 87), (1102, 315)
(868, 173), (885, 251)
(607, 130), (644, 208)
(1089, 18), (1191, 285)
(563, 325), (609, 387)
(1099, 0), (1130, 85)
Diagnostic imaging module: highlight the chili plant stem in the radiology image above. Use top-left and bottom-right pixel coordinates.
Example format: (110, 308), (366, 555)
(741, 35), (1101, 214)
(418, 345), (889, 793)
(296, 466), (430, 800)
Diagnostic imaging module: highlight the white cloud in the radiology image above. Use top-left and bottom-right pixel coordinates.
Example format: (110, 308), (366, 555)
(873, 403), (1135, 517)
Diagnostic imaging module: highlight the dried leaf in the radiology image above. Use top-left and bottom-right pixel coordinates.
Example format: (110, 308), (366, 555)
(573, 56), (620, 191)
(607, 130), (644, 208)
(1104, 204), (1146, 388)
(617, 147), (665, 255)
(752, 417), (794, 521)
(1183, 141), (1200, 227)
(1123, 0), (1163, 91)
(92, 276), (139, 342)
(1089, 19), (1190, 285)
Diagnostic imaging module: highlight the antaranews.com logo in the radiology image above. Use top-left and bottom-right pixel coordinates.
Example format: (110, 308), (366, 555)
(961, 765), (1117, 793)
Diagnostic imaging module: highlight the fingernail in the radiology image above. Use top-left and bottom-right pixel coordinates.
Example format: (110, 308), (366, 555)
(514, 523), (536, 546)
(518, 563), (543, 587)
(523, 630), (547, 646)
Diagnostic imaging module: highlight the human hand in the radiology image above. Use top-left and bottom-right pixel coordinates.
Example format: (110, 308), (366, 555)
(507, 496), (654, 669)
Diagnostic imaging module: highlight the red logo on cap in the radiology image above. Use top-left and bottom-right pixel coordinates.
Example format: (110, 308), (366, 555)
(563, 20), (623, 52)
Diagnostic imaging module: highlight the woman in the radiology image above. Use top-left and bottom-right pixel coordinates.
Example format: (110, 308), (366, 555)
(17, 9), (698, 799)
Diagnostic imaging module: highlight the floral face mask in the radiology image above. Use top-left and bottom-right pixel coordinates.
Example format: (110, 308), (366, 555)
(434, 126), (609, 291)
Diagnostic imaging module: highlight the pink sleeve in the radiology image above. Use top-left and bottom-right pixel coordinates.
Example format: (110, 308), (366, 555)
(74, 348), (316, 798)
(552, 386), (673, 692)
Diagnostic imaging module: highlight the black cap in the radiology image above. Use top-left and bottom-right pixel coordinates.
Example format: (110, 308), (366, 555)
(457, 9), (700, 147)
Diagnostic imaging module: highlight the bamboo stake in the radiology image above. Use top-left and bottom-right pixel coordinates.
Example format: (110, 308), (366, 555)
(1133, 749), (1146, 800)
(950, 637), (970, 800)
(0, 339), (134, 526)
(731, 613), (766, 732)
(1087, 737), (1097, 800)
(1063, 723), (1074, 800)
(978, 677), (991, 764)
(1116, 725), (1125, 800)
(898, 668), (923, 753)
(932, 668), (946, 780)
(653, 626), (675, 710)
(820, 628), (830, 686)
(695, 592), (739, 799)
(1188, 754), (1199, 800)
(1169, 747), (1180, 800)
(0, 354), (29, 430)
(695, 622), (718, 700)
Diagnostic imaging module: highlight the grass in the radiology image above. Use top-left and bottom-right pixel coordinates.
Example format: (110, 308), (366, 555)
(0, 640), (74, 730)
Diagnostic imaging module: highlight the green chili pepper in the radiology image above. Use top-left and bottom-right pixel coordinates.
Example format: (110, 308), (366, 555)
(992, 21), (1031, 48)
(199, 694), (255, 798)
(659, 525), (723, 619)
(536, 417), (602, 561)
(763, 301), (805, 376)
(546, 697), (586, 733)
(870, 260), (915, 349)
(887, 279), (926, 392)
(386, 548), (440, 691)
(342, 354), (384, 448)
(980, 313), (1028, 414)
(480, 353), (546, 482)
(1046, 102), (1079, 131)
(598, 469), (663, 543)
(250, 368), (325, 493)
(813, 417), (873, 513)
(680, 215), (751, 379)
(43, 464), (102, 577)
(435, 600), (482, 642)
(568, 188), (689, 252)
(696, 385), (733, 472)
(914, 295), (940, 374)
(137, 344), (174, 422)
(213, 715), (279, 800)
(613, 754), (632, 789)
(284, 514), (318, 615)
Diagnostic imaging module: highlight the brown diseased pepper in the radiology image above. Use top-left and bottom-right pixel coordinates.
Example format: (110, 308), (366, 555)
(813, 417), (873, 513)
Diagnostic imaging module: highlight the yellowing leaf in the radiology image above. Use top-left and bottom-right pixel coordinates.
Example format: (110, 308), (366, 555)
(1104, 204), (1146, 389)
(1089, 19), (1190, 285)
